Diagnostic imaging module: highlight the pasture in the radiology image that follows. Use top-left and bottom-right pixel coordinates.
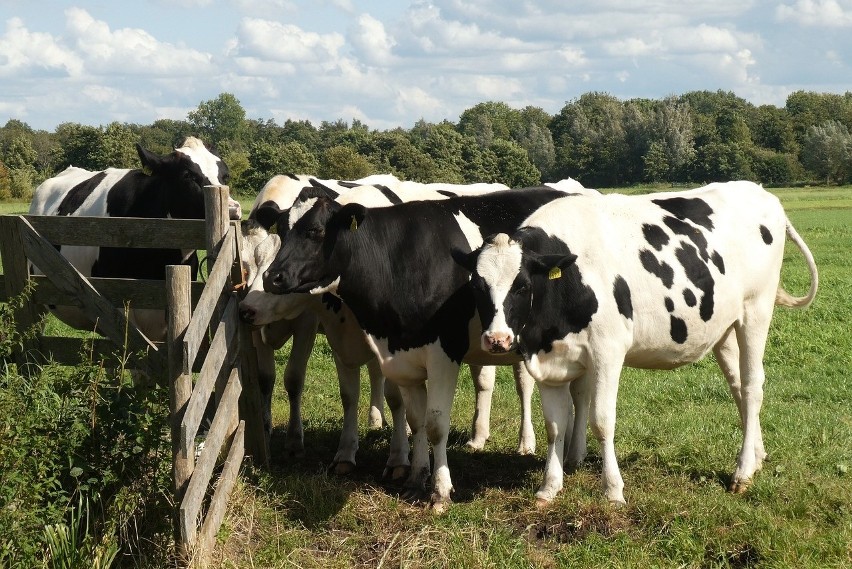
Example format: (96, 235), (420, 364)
(1, 186), (850, 567)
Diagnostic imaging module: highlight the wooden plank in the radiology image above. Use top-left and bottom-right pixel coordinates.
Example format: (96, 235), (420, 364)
(238, 316), (269, 467)
(181, 297), (238, 458)
(196, 421), (245, 566)
(23, 216), (207, 249)
(204, 186), (230, 269)
(0, 216), (44, 369)
(179, 366), (241, 548)
(31, 275), (207, 310)
(183, 229), (236, 373)
(16, 216), (164, 376)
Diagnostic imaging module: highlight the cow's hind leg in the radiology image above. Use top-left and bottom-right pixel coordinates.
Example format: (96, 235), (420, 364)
(730, 306), (773, 493)
(564, 373), (591, 472)
(376, 361), (411, 482)
(513, 363), (537, 455)
(367, 358), (387, 429)
(466, 364), (494, 450)
(399, 383), (430, 501)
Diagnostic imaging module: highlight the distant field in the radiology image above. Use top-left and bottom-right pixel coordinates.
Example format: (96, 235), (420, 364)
(2, 186), (850, 567)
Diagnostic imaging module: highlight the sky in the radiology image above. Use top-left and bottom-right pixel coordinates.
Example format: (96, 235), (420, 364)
(1, 0), (851, 133)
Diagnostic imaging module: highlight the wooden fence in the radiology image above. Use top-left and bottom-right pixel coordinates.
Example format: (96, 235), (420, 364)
(0, 186), (266, 567)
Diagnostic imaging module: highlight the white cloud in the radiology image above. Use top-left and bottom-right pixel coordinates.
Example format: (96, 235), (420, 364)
(229, 18), (345, 64)
(776, 0), (852, 27)
(0, 16), (83, 77)
(350, 14), (397, 66)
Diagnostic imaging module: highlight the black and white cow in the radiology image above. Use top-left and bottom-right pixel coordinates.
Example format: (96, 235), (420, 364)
(238, 174), (541, 477)
(29, 136), (239, 341)
(454, 181), (819, 506)
(262, 186), (581, 512)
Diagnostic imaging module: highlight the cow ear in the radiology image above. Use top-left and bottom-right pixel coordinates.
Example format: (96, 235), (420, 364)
(252, 200), (286, 231)
(307, 178), (340, 199)
(527, 252), (578, 279)
(332, 203), (367, 233)
(451, 247), (481, 273)
(136, 143), (165, 173)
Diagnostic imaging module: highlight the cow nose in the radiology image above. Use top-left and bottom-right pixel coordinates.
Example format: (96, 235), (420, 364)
(482, 331), (514, 353)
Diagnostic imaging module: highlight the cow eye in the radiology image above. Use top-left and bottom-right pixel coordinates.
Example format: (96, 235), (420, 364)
(307, 227), (325, 239)
(513, 282), (530, 294)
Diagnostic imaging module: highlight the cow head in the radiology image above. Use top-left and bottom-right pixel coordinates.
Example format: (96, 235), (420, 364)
(455, 231), (577, 355)
(135, 136), (239, 220)
(263, 187), (365, 295)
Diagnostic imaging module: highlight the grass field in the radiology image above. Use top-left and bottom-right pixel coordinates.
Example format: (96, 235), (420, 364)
(1, 187), (850, 568)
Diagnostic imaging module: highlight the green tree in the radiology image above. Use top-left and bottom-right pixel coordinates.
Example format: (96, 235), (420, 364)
(54, 123), (103, 170)
(96, 122), (138, 169)
(187, 93), (247, 147)
(0, 160), (11, 200)
(800, 120), (852, 184)
(488, 139), (540, 187)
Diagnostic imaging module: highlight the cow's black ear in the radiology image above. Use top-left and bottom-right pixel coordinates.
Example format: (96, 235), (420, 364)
(332, 203), (367, 233)
(451, 247), (480, 273)
(136, 143), (164, 173)
(527, 252), (577, 278)
(252, 200), (286, 231)
(307, 178), (340, 199)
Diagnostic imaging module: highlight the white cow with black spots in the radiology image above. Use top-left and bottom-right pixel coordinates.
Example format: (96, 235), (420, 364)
(456, 181), (818, 506)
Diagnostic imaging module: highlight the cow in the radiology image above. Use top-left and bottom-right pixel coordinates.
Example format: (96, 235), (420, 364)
(28, 136), (239, 341)
(262, 186), (582, 512)
(238, 174), (540, 477)
(453, 181), (819, 506)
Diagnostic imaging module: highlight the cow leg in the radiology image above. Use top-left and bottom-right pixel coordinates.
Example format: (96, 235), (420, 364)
(513, 363), (537, 455)
(377, 363), (411, 482)
(253, 329), (277, 444)
(564, 373), (591, 471)
(330, 351), (361, 475)
(366, 358), (387, 429)
(281, 313), (319, 457)
(535, 382), (572, 506)
(399, 383), (430, 500)
(730, 307), (773, 493)
(465, 364), (494, 450)
(425, 358), (461, 513)
(714, 326), (766, 469)
(589, 363), (626, 505)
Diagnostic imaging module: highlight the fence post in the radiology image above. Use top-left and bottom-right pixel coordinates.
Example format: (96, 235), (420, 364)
(204, 185), (230, 269)
(166, 264), (194, 548)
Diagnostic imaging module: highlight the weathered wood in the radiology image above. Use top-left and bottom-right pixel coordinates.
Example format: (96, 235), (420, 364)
(204, 186), (230, 269)
(16, 217), (165, 376)
(179, 366), (241, 547)
(183, 229), (236, 374)
(181, 297), (238, 458)
(167, 264), (194, 540)
(29, 275), (206, 310)
(23, 215), (206, 249)
(196, 421), (245, 568)
(0, 216), (43, 369)
(238, 315), (269, 466)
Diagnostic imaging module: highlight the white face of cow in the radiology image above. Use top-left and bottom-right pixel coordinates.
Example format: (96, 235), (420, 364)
(470, 233), (528, 353)
(175, 137), (227, 186)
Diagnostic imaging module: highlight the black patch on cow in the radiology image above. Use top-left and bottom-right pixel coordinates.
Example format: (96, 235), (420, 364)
(56, 172), (107, 215)
(711, 251), (726, 274)
(662, 215), (710, 261)
(664, 297), (674, 312)
(652, 197), (715, 230)
(321, 292), (343, 314)
(760, 225), (773, 245)
(512, 226), (598, 356)
(674, 242), (715, 322)
(642, 223), (669, 251)
(375, 184), (403, 205)
(639, 249), (674, 288)
(670, 315), (688, 344)
(438, 190), (458, 198)
(613, 275), (632, 319)
(683, 288), (697, 307)
(338, 180), (360, 189)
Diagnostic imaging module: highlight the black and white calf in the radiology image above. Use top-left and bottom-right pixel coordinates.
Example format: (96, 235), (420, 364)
(262, 186), (578, 511)
(455, 181), (818, 505)
(28, 136), (238, 340)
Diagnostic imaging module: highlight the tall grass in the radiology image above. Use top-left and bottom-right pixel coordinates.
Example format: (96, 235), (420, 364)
(211, 186), (852, 568)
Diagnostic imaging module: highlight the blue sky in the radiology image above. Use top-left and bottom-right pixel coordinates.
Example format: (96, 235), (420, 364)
(1, 1), (850, 132)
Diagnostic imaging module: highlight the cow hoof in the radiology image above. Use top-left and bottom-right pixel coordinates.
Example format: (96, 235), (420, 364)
(534, 497), (551, 510)
(608, 498), (627, 508)
(729, 478), (751, 494)
(383, 464), (410, 483)
(332, 461), (356, 476)
(429, 498), (451, 515)
(517, 442), (536, 456)
(466, 437), (487, 451)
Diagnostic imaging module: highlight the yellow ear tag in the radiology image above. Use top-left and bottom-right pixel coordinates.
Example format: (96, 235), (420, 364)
(548, 266), (562, 280)
(350, 216), (358, 231)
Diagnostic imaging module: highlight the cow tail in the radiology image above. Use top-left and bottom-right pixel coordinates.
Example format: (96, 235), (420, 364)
(775, 218), (818, 308)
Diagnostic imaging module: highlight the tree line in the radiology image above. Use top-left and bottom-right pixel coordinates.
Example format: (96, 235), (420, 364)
(1, 89), (851, 200)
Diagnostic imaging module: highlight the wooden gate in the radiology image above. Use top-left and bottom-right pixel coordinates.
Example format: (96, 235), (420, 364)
(0, 186), (266, 567)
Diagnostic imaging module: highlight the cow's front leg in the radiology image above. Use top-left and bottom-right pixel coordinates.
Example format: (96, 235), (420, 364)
(535, 382), (572, 506)
(398, 383), (430, 500)
(366, 358), (387, 429)
(425, 359), (461, 514)
(379, 365), (411, 482)
(466, 364), (494, 450)
(330, 352), (361, 475)
(564, 373), (591, 471)
(513, 363), (537, 455)
(281, 314), (318, 457)
(589, 364), (625, 505)
(253, 329), (278, 444)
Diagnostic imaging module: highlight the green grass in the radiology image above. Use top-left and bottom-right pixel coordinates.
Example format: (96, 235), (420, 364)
(207, 186), (852, 568)
(2, 187), (850, 567)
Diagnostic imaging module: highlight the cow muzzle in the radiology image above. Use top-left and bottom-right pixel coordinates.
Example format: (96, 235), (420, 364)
(481, 330), (515, 354)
